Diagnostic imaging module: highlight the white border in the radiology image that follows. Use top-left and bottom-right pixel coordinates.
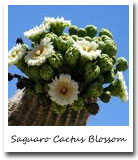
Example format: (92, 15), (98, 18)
(4, 0), (133, 152)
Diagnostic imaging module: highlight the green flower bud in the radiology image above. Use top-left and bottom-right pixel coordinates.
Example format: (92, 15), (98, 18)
(35, 82), (44, 93)
(45, 32), (58, 48)
(51, 102), (66, 114)
(85, 25), (98, 38)
(48, 52), (63, 69)
(87, 103), (99, 115)
(84, 62), (100, 83)
(71, 97), (85, 111)
(97, 54), (113, 73)
(112, 56), (117, 65)
(99, 28), (113, 39)
(103, 39), (117, 57)
(84, 36), (92, 42)
(40, 65), (54, 81)
(91, 37), (105, 51)
(56, 35), (74, 53)
(116, 57), (128, 71)
(84, 82), (103, 99)
(100, 91), (111, 103)
(69, 25), (79, 35)
(49, 21), (70, 36)
(101, 35), (112, 42)
(71, 35), (79, 41)
(77, 28), (87, 37)
(103, 69), (114, 83)
(95, 74), (104, 83)
(105, 83), (116, 96)
(44, 83), (50, 92)
(65, 47), (80, 67)
(27, 66), (41, 81)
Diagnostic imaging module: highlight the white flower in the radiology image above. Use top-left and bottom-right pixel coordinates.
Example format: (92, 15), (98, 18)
(24, 23), (49, 40)
(74, 40), (101, 61)
(24, 38), (54, 66)
(48, 74), (79, 106)
(117, 71), (128, 102)
(8, 44), (26, 66)
(44, 16), (71, 27)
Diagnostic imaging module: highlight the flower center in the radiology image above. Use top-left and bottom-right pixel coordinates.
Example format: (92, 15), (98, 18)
(33, 47), (44, 59)
(82, 46), (92, 52)
(60, 87), (67, 95)
(11, 50), (20, 58)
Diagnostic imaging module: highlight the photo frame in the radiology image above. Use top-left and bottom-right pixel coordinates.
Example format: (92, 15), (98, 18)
(4, 0), (133, 152)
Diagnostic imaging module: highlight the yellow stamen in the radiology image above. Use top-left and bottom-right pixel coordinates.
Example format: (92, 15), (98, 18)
(11, 50), (19, 58)
(35, 50), (41, 56)
(83, 46), (92, 52)
(33, 47), (44, 59)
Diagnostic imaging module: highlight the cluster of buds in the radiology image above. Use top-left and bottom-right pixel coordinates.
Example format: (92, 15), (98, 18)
(8, 16), (128, 116)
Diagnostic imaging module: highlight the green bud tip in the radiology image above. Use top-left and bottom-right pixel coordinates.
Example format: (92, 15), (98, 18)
(85, 25), (98, 38)
(69, 25), (79, 36)
(65, 47), (80, 67)
(77, 28), (87, 37)
(84, 62), (100, 83)
(48, 52), (63, 69)
(100, 91), (111, 103)
(116, 57), (128, 72)
(99, 28), (113, 39)
(40, 65), (54, 81)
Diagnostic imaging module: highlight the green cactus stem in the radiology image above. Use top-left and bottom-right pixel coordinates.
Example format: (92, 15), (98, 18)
(16, 58), (41, 81)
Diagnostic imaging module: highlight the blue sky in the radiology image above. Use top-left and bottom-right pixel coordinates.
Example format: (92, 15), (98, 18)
(8, 5), (129, 126)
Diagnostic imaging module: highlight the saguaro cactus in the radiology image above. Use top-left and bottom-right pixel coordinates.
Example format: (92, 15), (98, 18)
(8, 17), (128, 126)
(8, 89), (98, 126)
